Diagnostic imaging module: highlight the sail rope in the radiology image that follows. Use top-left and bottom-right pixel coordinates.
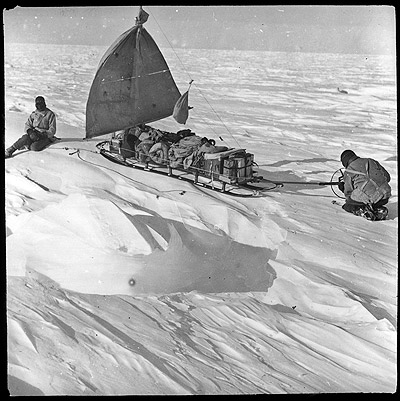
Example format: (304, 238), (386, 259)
(149, 9), (242, 149)
(49, 144), (256, 181)
(48, 147), (281, 204)
(48, 146), (201, 196)
(49, 144), (341, 196)
(330, 168), (346, 199)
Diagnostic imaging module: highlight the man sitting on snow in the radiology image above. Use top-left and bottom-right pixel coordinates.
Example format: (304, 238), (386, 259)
(5, 96), (57, 158)
(338, 149), (391, 220)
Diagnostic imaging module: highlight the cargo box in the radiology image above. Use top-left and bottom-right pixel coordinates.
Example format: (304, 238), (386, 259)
(222, 153), (254, 183)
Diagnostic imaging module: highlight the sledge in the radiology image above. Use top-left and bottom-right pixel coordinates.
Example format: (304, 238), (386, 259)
(85, 6), (276, 197)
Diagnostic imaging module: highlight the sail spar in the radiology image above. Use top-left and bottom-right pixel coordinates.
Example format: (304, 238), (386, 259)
(86, 7), (182, 139)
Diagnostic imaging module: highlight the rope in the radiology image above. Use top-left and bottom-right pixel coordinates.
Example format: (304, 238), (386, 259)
(58, 146), (271, 203)
(330, 168), (346, 199)
(47, 144), (343, 202)
(149, 10), (193, 84)
(194, 89), (242, 148)
(149, 9), (242, 149)
(58, 146), (202, 197)
(50, 144), (343, 198)
(49, 145), (100, 155)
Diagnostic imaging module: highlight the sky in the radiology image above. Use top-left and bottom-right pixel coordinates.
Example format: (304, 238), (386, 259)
(3, 5), (396, 54)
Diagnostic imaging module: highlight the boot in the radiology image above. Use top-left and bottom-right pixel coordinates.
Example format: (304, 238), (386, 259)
(354, 205), (376, 221)
(5, 145), (16, 159)
(374, 206), (388, 221)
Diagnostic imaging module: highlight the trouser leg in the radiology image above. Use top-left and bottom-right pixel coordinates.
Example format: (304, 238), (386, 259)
(10, 133), (51, 152)
(30, 137), (51, 151)
(372, 198), (388, 209)
(11, 134), (34, 150)
(342, 200), (364, 214)
(342, 197), (389, 220)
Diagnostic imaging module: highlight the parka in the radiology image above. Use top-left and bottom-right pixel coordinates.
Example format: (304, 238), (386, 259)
(24, 108), (57, 139)
(343, 157), (391, 204)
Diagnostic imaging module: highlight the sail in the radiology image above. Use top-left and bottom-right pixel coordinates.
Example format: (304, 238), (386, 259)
(86, 9), (181, 139)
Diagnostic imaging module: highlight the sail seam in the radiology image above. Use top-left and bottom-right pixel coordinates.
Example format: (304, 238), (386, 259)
(101, 70), (170, 84)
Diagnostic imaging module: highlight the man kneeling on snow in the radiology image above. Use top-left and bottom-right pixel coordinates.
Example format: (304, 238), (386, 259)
(338, 149), (391, 220)
(5, 96), (57, 158)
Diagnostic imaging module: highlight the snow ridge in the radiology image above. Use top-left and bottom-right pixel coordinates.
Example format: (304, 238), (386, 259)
(6, 43), (397, 394)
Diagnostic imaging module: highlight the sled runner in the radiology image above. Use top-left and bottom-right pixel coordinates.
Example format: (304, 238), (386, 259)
(98, 142), (276, 197)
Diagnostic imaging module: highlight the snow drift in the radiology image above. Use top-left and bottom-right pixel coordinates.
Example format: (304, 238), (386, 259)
(6, 43), (397, 394)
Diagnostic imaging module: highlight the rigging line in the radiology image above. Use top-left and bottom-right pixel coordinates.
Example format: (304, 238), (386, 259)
(82, 150), (227, 200)
(55, 146), (199, 196)
(49, 146), (99, 154)
(187, 81), (242, 148)
(149, 9), (242, 149)
(149, 10), (193, 83)
(330, 168), (346, 199)
(70, 148), (199, 197)
(188, 111), (236, 148)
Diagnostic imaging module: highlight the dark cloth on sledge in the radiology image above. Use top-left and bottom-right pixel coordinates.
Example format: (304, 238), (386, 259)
(120, 131), (140, 158)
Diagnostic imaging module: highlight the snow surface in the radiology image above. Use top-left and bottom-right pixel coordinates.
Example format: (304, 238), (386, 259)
(5, 43), (397, 395)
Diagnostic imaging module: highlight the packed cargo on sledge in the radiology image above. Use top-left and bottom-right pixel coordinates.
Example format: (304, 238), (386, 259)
(86, 7), (270, 196)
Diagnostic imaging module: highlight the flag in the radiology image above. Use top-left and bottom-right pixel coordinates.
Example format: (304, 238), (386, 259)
(136, 7), (149, 25)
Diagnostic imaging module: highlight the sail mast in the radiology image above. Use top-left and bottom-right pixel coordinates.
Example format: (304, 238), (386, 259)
(85, 6), (181, 139)
(132, 7), (146, 116)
